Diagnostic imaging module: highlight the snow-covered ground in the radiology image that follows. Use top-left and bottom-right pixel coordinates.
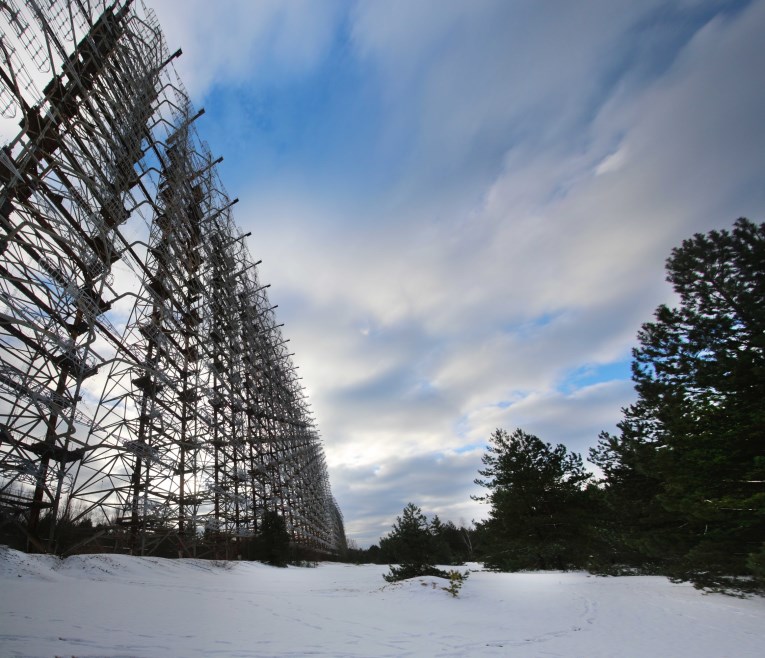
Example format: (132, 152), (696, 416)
(1, 547), (763, 657)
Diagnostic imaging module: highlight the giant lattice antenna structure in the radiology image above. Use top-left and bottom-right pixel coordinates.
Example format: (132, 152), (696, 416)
(0, 0), (345, 558)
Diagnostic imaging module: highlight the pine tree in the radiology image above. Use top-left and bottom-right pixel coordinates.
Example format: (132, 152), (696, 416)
(380, 503), (447, 581)
(591, 218), (765, 591)
(429, 514), (454, 565)
(588, 424), (685, 573)
(474, 428), (592, 571)
(256, 510), (291, 567)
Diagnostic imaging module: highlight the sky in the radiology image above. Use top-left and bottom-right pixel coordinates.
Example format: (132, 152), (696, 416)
(145, 0), (765, 547)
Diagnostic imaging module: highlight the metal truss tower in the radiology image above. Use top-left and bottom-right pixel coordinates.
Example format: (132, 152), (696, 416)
(0, 0), (345, 558)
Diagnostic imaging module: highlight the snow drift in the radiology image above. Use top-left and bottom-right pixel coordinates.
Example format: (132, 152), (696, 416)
(1, 547), (763, 657)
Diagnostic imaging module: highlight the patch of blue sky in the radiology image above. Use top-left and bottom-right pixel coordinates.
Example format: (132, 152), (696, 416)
(488, 395), (529, 413)
(558, 360), (633, 395)
(197, 26), (387, 208)
(450, 442), (487, 455)
(501, 311), (565, 339)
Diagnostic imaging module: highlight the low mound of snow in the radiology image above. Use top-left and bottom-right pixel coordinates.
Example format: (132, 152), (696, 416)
(1, 547), (763, 657)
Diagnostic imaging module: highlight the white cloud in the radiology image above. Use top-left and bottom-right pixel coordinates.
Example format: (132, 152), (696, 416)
(595, 145), (629, 176)
(232, 1), (765, 545)
(150, 0), (342, 100)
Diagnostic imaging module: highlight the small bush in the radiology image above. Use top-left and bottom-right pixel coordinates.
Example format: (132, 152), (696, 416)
(383, 562), (449, 583)
(291, 559), (318, 568)
(442, 569), (469, 597)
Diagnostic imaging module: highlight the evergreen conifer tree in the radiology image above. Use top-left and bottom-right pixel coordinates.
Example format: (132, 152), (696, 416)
(591, 218), (765, 591)
(474, 428), (592, 571)
(380, 503), (447, 581)
(256, 510), (291, 567)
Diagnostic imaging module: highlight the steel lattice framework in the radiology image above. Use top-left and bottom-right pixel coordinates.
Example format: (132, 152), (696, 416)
(0, 0), (345, 558)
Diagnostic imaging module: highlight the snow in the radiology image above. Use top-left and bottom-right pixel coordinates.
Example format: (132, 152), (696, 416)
(1, 547), (763, 657)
